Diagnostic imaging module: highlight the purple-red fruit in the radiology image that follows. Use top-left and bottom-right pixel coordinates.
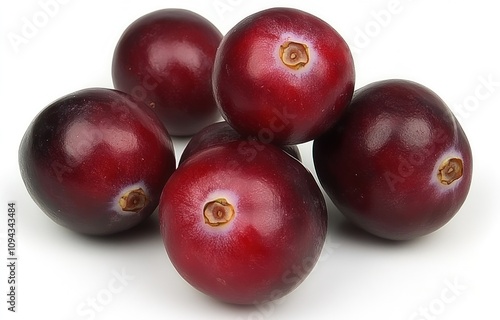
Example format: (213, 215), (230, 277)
(112, 9), (223, 136)
(19, 88), (176, 235)
(179, 121), (301, 165)
(159, 141), (327, 304)
(313, 79), (473, 240)
(212, 7), (355, 145)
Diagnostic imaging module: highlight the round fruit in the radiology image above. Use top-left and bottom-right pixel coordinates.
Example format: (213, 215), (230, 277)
(313, 79), (473, 240)
(19, 88), (176, 235)
(112, 9), (223, 136)
(212, 7), (355, 145)
(179, 121), (301, 165)
(159, 141), (327, 304)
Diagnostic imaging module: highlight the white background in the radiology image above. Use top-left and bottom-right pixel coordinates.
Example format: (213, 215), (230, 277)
(1, 0), (499, 319)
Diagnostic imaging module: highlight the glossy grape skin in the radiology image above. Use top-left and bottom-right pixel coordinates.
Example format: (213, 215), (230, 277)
(212, 7), (355, 145)
(112, 9), (223, 136)
(179, 121), (302, 165)
(313, 79), (473, 240)
(159, 141), (327, 304)
(19, 88), (176, 235)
